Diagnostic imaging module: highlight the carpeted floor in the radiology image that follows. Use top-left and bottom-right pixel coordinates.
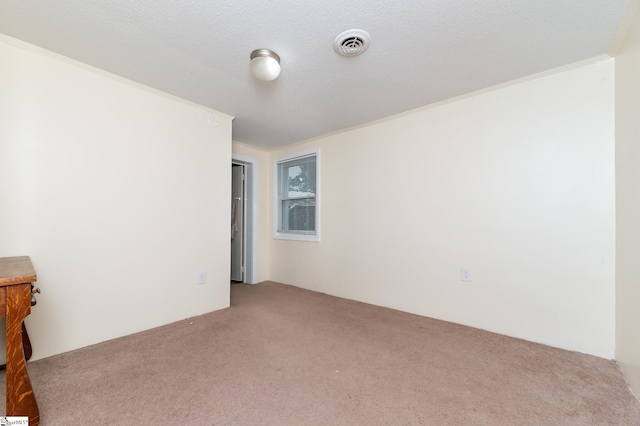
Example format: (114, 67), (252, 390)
(1, 281), (639, 425)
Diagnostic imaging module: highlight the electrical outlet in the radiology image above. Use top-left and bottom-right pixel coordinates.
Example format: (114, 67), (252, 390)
(197, 271), (207, 285)
(460, 268), (472, 282)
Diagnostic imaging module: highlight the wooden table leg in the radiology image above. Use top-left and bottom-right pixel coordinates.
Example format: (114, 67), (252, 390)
(6, 283), (39, 425)
(0, 323), (35, 372)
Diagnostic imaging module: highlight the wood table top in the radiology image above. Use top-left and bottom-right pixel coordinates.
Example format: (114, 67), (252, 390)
(0, 256), (37, 287)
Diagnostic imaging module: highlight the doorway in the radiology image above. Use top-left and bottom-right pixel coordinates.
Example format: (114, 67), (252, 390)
(230, 155), (256, 284)
(231, 164), (244, 282)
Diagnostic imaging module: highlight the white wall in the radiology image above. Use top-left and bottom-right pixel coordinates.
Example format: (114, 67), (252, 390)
(615, 0), (640, 394)
(0, 35), (233, 360)
(232, 141), (271, 283)
(269, 60), (616, 358)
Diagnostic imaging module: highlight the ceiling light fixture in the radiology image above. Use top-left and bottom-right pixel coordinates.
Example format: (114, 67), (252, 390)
(250, 49), (281, 81)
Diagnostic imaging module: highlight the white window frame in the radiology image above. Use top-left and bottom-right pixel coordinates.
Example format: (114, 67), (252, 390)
(273, 149), (320, 242)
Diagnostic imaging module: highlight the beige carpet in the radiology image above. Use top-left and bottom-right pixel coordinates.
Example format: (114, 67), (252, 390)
(1, 281), (639, 425)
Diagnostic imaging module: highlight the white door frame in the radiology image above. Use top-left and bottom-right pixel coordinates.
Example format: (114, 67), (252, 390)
(231, 154), (258, 284)
(230, 163), (245, 282)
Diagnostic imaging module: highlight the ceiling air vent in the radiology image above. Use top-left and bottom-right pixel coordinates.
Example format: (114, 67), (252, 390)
(333, 29), (370, 57)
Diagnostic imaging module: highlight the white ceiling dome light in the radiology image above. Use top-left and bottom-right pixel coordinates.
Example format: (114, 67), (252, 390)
(250, 49), (281, 81)
(333, 29), (371, 57)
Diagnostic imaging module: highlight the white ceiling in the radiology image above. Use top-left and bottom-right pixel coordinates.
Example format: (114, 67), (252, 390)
(0, 1), (630, 149)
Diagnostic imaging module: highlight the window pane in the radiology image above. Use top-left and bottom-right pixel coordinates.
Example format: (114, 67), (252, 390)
(276, 151), (318, 240)
(284, 157), (316, 198)
(282, 198), (315, 231)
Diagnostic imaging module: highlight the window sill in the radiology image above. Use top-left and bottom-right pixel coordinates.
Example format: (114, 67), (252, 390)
(273, 232), (320, 242)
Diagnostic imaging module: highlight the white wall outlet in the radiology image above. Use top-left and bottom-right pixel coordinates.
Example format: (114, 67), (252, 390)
(461, 268), (472, 282)
(197, 271), (207, 285)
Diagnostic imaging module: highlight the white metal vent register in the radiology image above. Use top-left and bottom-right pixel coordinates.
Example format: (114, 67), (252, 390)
(333, 29), (371, 57)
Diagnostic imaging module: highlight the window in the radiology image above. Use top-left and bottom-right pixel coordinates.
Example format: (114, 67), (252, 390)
(274, 150), (319, 241)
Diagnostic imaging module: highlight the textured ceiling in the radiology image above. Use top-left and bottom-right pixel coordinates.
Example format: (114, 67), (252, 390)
(0, 1), (630, 149)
